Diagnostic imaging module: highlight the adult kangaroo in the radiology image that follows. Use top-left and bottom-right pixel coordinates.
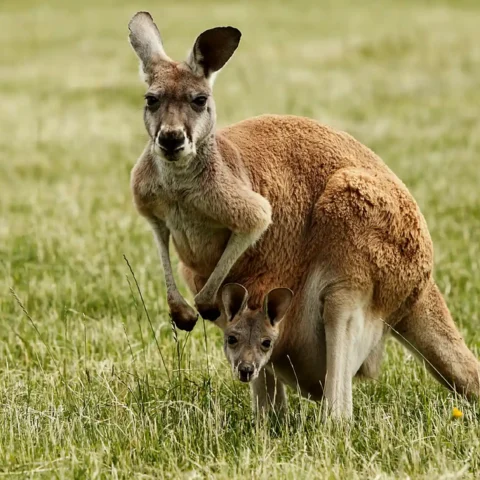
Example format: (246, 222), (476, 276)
(128, 12), (479, 418)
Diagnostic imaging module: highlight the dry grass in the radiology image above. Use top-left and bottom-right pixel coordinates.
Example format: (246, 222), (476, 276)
(1, 0), (479, 478)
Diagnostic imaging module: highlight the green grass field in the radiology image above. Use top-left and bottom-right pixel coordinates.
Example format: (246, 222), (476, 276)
(1, 0), (480, 478)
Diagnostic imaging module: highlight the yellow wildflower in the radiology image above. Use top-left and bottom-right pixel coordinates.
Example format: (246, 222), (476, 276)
(452, 407), (463, 419)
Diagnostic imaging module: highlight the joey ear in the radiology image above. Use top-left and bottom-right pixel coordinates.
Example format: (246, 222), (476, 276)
(263, 288), (294, 326)
(128, 12), (171, 82)
(221, 283), (248, 321)
(186, 26), (241, 84)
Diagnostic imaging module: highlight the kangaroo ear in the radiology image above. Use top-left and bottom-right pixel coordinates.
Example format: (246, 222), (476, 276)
(221, 283), (248, 321)
(263, 288), (293, 326)
(128, 12), (171, 82)
(186, 26), (241, 85)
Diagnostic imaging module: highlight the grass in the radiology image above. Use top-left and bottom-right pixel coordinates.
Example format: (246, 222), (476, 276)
(1, 0), (480, 477)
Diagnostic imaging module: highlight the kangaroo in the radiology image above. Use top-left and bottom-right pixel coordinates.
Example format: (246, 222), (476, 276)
(127, 12), (480, 418)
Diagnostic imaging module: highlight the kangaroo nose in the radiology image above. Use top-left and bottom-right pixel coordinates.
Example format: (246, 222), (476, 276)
(238, 363), (255, 383)
(157, 130), (185, 155)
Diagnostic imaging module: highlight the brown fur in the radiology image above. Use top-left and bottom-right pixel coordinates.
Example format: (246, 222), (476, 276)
(174, 114), (434, 320)
(394, 281), (480, 398)
(128, 12), (480, 417)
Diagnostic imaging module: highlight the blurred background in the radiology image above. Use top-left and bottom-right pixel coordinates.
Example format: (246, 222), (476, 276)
(1, 0), (479, 477)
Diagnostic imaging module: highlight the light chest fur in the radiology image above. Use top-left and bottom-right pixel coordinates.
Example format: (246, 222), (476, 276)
(132, 151), (231, 275)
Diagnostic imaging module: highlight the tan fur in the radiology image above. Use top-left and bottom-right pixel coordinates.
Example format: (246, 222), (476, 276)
(128, 13), (480, 417)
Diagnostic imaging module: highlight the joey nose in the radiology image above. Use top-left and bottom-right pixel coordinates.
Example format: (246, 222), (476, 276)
(157, 130), (185, 155)
(238, 363), (255, 383)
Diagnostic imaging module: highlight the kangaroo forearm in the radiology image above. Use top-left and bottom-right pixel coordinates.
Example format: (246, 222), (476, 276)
(193, 190), (271, 314)
(199, 230), (259, 298)
(148, 218), (183, 302)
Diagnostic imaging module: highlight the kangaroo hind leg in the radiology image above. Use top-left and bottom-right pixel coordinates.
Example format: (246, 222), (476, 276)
(394, 281), (480, 398)
(323, 291), (374, 419)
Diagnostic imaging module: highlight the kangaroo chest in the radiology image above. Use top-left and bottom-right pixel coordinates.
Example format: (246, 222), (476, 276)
(152, 194), (231, 276)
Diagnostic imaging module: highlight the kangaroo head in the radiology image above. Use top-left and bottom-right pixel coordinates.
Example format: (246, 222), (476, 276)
(128, 12), (241, 166)
(220, 284), (293, 383)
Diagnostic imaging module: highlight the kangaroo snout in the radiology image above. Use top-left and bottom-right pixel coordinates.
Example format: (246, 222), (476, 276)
(157, 129), (185, 157)
(238, 363), (255, 383)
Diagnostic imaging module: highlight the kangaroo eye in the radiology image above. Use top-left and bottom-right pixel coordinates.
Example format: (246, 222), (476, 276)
(227, 335), (238, 345)
(192, 95), (207, 107)
(145, 95), (159, 107)
(262, 339), (272, 349)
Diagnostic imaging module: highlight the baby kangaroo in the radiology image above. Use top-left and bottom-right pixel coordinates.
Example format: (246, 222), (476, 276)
(127, 12), (479, 418)
(220, 283), (479, 419)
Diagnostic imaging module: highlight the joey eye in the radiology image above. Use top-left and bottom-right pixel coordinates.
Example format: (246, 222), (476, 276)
(192, 95), (207, 108)
(145, 95), (159, 107)
(227, 335), (238, 345)
(261, 339), (272, 349)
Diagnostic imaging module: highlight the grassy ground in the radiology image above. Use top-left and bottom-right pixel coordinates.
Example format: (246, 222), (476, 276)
(1, 0), (480, 478)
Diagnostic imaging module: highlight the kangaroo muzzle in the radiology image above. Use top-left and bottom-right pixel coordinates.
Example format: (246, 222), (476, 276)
(156, 129), (185, 159)
(237, 362), (255, 383)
